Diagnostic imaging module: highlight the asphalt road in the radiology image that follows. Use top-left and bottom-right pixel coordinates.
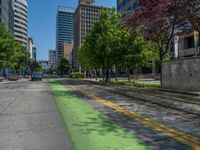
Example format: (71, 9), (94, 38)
(0, 79), (71, 150)
(62, 79), (200, 150)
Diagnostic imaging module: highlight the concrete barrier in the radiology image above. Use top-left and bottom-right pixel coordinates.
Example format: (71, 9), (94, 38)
(162, 56), (200, 92)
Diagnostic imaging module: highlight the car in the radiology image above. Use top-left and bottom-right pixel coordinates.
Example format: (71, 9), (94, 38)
(31, 72), (43, 81)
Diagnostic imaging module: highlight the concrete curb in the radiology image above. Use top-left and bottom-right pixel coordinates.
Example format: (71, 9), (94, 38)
(157, 88), (200, 97)
(82, 79), (200, 99)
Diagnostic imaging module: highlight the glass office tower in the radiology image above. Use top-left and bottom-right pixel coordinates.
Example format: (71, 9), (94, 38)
(56, 6), (75, 62)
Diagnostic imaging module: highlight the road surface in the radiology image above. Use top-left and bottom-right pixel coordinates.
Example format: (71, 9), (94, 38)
(1, 78), (200, 150)
(0, 79), (71, 150)
(61, 79), (200, 150)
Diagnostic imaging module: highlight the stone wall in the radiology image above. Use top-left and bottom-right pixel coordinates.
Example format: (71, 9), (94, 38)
(162, 57), (200, 92)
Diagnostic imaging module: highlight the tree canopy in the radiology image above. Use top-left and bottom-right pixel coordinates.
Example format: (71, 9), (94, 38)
(0, 23), (28, 72)
(57, 58), (69, 76)
(78, 9), (153, 81)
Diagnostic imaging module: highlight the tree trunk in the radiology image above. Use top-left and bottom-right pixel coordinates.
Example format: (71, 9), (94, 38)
(127, 67), (131, 82)
(95, 68), (98, 81)
(105, 69), (109, 82)
(160, 53), (163, 86)
(115, 65), (118, 81)
(102, 65), (105, 81)
(84, 70), (88, 78)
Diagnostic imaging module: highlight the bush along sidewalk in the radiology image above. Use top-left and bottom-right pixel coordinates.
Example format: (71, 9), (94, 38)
(0, 77), (5, 82)
(70, 72), (85, 79)
(100, 80), (160, 88)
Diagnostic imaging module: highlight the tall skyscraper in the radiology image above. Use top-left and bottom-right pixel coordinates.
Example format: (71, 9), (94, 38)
(56, 6), (75, 62)
(0, 0), (14, 31)
(49, 49), (57, 68)
(13, 0), (28, 47)
(73, 0), (108, 70)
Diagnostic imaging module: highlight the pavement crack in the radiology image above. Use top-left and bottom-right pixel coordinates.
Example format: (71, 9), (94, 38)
(0, 92), (23, 116)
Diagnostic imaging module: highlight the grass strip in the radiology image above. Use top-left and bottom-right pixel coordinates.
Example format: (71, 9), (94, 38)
(49, 79), (151, 150)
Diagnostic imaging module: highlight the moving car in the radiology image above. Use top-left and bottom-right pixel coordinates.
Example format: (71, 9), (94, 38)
(31, 72), (43, 81)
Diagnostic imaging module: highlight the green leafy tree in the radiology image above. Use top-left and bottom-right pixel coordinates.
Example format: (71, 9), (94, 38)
(78, 9), (156, 82)
(57, 58), (69, 76)
(30, 60), (42, 74)
(0, 23), (28, 74)
(79, 9), (123, 81)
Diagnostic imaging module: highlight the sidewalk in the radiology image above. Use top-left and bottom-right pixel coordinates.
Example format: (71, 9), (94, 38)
(0, 78), (28, 85)
(0, 79), (71, 150)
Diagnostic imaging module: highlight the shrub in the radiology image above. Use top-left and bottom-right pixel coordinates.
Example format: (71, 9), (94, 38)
(7, 76), (19, 81)
(0, 77), (4, 82)
(70, 72), (85, 79)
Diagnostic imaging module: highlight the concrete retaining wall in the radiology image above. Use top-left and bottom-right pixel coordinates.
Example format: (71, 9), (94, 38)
(162, 57), (200, 92)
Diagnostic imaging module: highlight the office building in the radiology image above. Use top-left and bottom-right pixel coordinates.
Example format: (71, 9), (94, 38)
(49, 49), (56, 68)
(73, 0), (108, 70)
(32, 45), (36, 61)
(62, 41), (73, 65)
(56, 6), (75, 62)
(117, 0), (139, 16)
(28, 37), (37, 61)
(0, 0), (14, 31)
(117, 0), (139, 24)
(79, 0), (95, 5)
(13, 0), (28, 47)
(28, 38), (33, 59)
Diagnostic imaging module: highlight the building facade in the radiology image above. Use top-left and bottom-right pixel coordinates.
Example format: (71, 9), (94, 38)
(0, 0), (14, 31)
(28, 37), (37, 61)
(56, 6), (75, 62)
(79, 0), (95, 5)
(13, 0), (28, 47)
(172, 31), (200, 59)
(73, 0), (107, 70)
(32, 45), (36, 61)
(62, 41), (73, 63)
(0, 0), (28, 48)
(49, 49), (56, 69)
(117, 0), (139, 17)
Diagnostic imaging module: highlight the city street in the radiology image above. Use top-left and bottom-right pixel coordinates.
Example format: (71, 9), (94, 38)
(0, 79), (71, 150)
(57, 79), (200, 150)
(1, 0), (200, 149)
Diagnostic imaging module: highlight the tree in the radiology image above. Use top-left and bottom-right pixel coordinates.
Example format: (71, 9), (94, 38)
(126, 0), (181, 84)
(79, 9), (127, 81)
(57, 58), (69, 76)
(124, 29), (153, 81)
(79, 8), (153, 82)
(179, 0), (200, 33)
(30, 60), (41, 74)
(0, 23), (28, 73)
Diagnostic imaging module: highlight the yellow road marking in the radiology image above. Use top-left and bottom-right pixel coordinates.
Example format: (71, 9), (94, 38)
(68, 84), (200, 150)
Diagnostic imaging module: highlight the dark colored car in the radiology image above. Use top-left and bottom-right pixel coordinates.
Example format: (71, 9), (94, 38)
(31, 72), (43, 81)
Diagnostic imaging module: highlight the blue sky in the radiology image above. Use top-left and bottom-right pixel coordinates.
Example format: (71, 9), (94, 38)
(28, 0), (116, 60)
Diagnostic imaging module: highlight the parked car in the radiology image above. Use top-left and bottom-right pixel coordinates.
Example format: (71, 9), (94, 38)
(31, 72), (43, 81)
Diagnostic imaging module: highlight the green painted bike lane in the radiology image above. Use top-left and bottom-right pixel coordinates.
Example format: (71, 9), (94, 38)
(49, 80), (151, 150)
